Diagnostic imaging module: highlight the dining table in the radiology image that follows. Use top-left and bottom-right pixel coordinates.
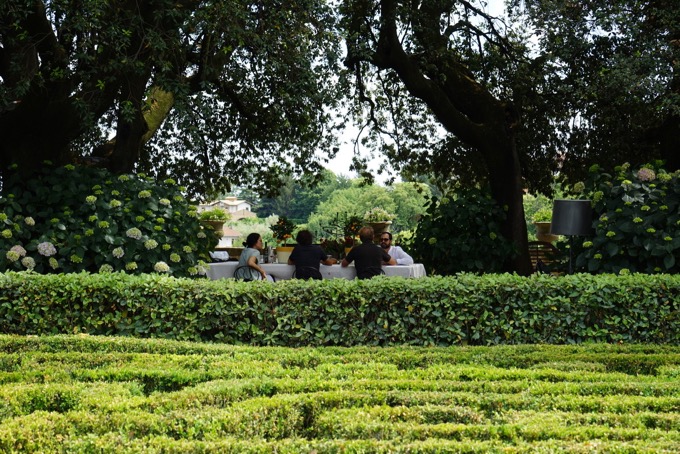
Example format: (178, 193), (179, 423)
(206, 262), (427, 281)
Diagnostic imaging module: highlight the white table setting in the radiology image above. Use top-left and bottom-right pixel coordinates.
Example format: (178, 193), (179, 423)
(206, 262), (427, 281)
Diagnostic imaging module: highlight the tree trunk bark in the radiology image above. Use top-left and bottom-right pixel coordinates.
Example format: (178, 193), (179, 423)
(367, 0), (532, 275)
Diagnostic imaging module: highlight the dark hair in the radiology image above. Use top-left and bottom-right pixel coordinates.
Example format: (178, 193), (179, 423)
(359, 226), (374, 243)
(380, 232), (393, 240)
(243, 232), (261, 248)
(296, 229), (313, 246)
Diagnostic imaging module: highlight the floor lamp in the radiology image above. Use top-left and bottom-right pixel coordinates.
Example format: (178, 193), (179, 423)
(550, 200), (593, 274)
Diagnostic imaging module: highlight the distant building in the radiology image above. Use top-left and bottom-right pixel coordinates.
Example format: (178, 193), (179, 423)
(200, 196), (256, 221)
(217, 227), (242, 247)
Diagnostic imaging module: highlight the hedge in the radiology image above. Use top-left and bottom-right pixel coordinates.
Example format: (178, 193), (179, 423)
(1, 336), (680, 452)
(0, 271), (678, 346)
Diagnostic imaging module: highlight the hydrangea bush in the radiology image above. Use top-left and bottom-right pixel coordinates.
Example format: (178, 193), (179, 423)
(412, 187), (516, 275)
(0, 163), (215, 277)
(569, 161), (680, 274)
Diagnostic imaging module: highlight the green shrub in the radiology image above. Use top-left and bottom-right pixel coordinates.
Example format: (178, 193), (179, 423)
(198, 208), (230, 222)
(2, 337), (680, 452)
(0, 163), (215, 277)
(412, 187), (516, 275)
(1, 271), (678, 346)
(569, 161), (680, 274)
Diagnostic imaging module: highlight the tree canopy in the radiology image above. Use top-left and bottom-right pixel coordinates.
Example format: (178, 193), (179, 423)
(509, 0), (680, 185)
(0, 0), (345, 199)
(340, 0), (532, 272)
(305, 179), (430, 236)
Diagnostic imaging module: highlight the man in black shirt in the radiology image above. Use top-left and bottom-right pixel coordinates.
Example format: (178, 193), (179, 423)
(342, 226), (396, 279)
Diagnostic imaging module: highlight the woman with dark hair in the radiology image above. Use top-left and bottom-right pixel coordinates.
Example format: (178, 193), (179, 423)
(235, 232), (269, 281)
(288, 230), (336, 279)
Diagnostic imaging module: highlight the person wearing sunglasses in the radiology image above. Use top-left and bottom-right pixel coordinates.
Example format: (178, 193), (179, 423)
(379, 232), (413, 265)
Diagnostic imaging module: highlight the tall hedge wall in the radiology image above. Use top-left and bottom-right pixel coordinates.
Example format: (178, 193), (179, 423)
(0, 272), (678, 346)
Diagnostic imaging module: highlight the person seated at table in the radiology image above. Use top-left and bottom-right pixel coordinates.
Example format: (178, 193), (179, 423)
(288, 230), (336, 280)
(379, 232), (414, 265)
(236, 233), (272, 281)
(342, 226), (395, 279)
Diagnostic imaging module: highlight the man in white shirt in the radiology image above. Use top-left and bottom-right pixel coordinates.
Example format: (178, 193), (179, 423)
(379, 232), (414, 265)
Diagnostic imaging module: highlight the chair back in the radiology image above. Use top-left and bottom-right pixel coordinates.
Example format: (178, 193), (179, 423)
(293, 266), (323, 280)
(357, 266), (385, 279)
(233, 265), (260, 281)
(528, 241), (559, 274)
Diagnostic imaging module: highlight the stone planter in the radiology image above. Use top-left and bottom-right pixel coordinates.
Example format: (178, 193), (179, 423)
(200, 220), (225, 237)
(534, 222), (558, 243)
(368, 221), (392, 237)
(275, 245), (294, 264)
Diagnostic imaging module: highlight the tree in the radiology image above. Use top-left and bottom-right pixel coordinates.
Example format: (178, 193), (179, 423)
(341, 0), (532, 274)
(255, 169), (352, 222)
(306, 179), (430, 235)
(0, 0), (345, 199)
(509, 0), (680, 183)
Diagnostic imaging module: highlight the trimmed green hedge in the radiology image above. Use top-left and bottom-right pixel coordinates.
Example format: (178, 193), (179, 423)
(0, 272), (678, 346)
(1, 336), (680, 452)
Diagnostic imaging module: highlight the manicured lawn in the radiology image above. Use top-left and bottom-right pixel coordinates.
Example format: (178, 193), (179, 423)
(1, 335), (679, 452)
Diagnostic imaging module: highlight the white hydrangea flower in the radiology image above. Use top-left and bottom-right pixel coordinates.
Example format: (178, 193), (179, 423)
(37, 242), (57, 257)
(21, 256), (36, 270)
(112, 247), (124, 259)
(24, 217), (35, 226)
(99, 264), (114, 273)
(10, 245), (27, 257)
(144, 239), (158, 250)
(126, 228), (142, 240)
(154, 261), (170, 272)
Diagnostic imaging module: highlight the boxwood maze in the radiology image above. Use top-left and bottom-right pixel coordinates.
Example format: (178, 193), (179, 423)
(1, 336), (680, 452)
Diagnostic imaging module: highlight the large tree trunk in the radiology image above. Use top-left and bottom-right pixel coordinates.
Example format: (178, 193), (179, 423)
(367, 0), (531, 274)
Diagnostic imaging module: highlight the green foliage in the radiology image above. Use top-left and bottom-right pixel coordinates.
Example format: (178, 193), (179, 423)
(532, 207), (552, 223)
(1, 336), (680, 452)
(412, 188), (517, 275)
(523, 193), (555, 240)
(570, 162), (680, 274)
(0, 164), (214, 277)
(255, 170), (352, 222)
(1, 1), (345, 199)
(198, 208), (230, 222)
(363, 207), (395, 222)
(306, 181), (430, 236)
(1, 271), (679, 346)
(511, 0), (680, 186)
(270, 216), (297, 245)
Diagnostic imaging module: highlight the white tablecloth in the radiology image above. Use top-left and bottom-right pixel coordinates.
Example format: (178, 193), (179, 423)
(206, 262), (427, 281)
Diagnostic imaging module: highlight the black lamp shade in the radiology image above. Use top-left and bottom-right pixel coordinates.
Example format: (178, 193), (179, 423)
(551, 199), (593, 236)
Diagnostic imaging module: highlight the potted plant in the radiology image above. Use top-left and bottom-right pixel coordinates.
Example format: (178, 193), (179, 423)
(532, 207), (558, 242)
(199, 208), (230, 236)
(270, 216), (297, 263)
(363, 207), (395, 236)
(343, 215), (363, 253)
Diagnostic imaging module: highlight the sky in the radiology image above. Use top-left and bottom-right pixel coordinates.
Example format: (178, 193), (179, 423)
(324, 0), (507, 184)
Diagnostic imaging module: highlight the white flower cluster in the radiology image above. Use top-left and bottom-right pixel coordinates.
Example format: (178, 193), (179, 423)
(126, 228), (142, 240)
(154, 261), (170, 272)
(37, 242), (57, 257)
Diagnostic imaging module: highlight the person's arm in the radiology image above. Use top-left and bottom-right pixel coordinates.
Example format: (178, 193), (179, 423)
(319, 247), (336, 265)
(341, 249), (354, 267)
(382, 250), (396, 266)
(247, 254), (267, 279)
(394, 246), (414, 265)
